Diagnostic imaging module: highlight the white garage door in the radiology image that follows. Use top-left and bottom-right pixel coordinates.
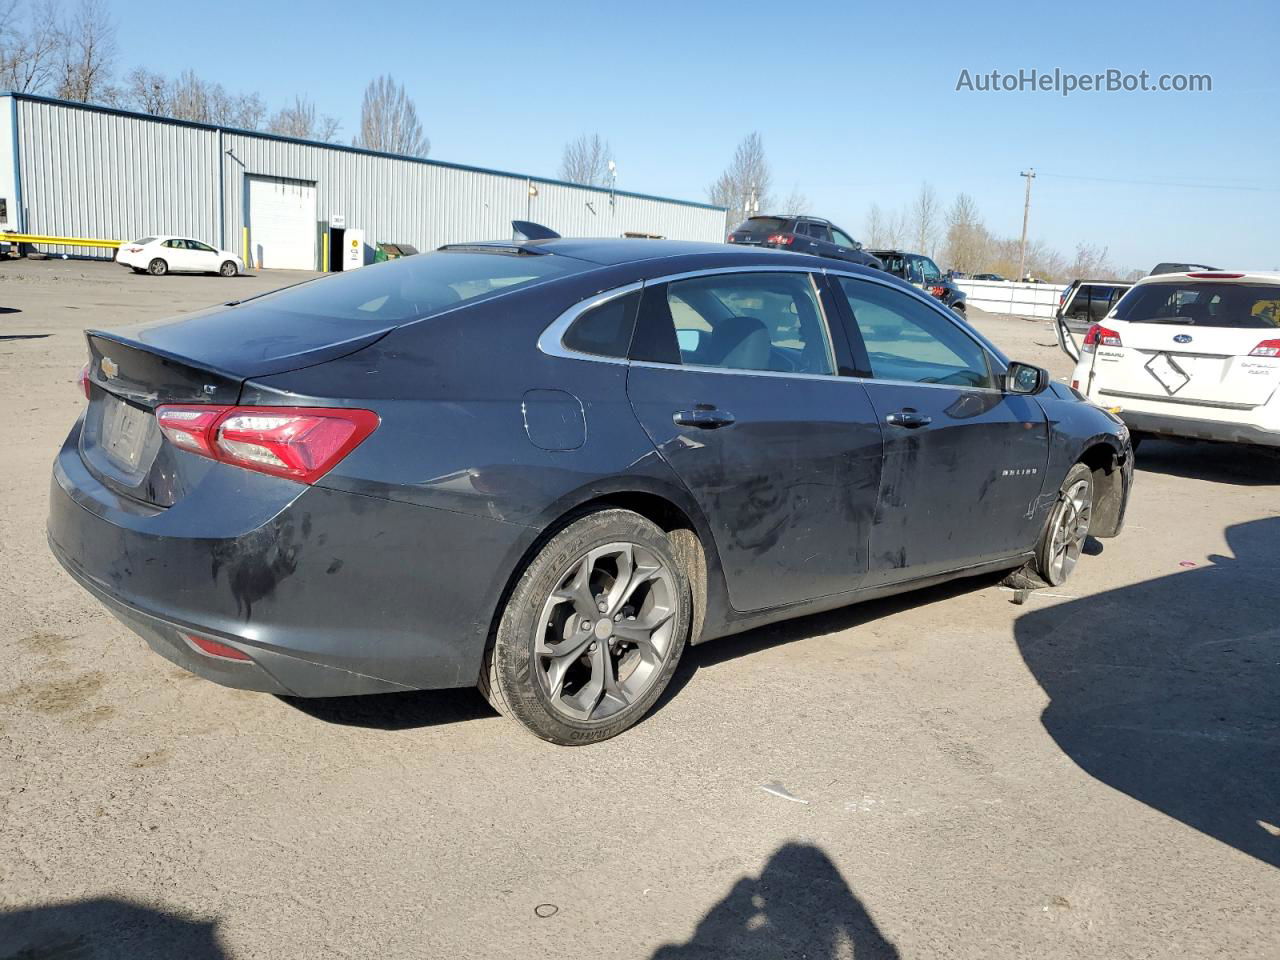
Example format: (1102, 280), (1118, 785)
(247, 176), (317, 270)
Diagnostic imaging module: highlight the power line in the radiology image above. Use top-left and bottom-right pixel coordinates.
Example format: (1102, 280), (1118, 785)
(1038, 172), (1280, 193)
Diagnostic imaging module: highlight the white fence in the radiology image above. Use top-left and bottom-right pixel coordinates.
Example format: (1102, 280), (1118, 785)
(955, 279), (1066, 319)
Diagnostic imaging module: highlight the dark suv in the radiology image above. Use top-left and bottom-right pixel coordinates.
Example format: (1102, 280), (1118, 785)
(869, 250), (967, 315)
(728, 216), (882, 269)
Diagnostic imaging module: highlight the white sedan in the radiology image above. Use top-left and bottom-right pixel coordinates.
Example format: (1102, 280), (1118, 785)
(1057, 270), (1280, 449)
(116, 236), (245, 277)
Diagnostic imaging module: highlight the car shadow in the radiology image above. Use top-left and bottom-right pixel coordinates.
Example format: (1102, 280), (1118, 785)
(280, 686), (493, 731)
(658, 571), (1007, 707)
(650, 842), (900, 959)
(1135, 438), (1279, 487)
(0, 897), (227, 959)
(1015, 516), (1280, 868)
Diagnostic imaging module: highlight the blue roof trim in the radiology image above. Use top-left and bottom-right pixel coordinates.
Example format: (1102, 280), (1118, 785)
(0, 91), (727, 213)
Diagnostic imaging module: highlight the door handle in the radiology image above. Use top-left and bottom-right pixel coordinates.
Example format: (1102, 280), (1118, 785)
(885, 410), (932, 429)
(673, 408), (736, 429)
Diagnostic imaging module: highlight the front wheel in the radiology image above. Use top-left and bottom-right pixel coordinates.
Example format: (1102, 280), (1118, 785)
(481, 509), (691, 745)
(219, 260), (238, 277)
(1035, 463), (1094, 586)
(147, 258), (168, 276)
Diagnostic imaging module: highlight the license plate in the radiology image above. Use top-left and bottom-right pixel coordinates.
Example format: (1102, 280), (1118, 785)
(101, 395), (152, 470)
(1145, 352), (1191, 395)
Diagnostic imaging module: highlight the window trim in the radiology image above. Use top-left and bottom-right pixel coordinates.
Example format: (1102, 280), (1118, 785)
(538, 264), (1006, 389)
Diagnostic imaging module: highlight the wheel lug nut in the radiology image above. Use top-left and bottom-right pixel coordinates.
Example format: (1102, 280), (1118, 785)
(614, 613), (622, 622)
(581, 620), (591, 630)
(597, 602), (607, 613)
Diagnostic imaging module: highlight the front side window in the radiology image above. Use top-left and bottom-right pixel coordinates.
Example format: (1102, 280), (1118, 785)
(662, 272), (835, 376)
(831, 228), (857, 250)
(917, 257), (943, 282)
(837, 277), (994, 388)
(191, 241), (216, 252)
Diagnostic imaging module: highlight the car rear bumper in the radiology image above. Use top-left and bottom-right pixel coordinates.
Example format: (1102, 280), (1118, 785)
(48, 421), (535, 696)
(1119, 408), (1280, 447)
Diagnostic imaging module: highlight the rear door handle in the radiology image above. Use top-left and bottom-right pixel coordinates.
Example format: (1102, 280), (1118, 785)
(885, 410), (932, 429)
(673, 408), (736, 429)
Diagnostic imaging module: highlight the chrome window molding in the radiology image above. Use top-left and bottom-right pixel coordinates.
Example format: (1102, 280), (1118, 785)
(537, 263), (1012, 392)
(536, 281), (643, 366)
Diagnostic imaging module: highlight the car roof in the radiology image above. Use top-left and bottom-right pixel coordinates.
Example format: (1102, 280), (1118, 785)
(460, 236), (822, 267)
(1134, 270), (1280, 286)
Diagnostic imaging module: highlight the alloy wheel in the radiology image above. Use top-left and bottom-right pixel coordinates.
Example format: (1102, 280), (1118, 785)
(534, 541), (677, 722)
(1048, 478), (1092, 583)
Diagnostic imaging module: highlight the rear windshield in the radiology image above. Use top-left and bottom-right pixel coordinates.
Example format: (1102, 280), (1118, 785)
(1113, 282), (1280, 329)
(131, 237), (156, 245)
(732, 217), (788, 236)
(250, 251), (585, 323)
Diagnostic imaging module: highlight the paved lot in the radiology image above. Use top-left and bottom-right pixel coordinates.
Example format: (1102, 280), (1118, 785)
(1, 259), (1277, 959)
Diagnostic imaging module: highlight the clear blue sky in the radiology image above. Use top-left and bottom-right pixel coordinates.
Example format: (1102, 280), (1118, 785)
(108, 0), (1279, 272)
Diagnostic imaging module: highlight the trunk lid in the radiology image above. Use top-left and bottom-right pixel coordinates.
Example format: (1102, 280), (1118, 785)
(1100, 323), (1280, 406)
(81, 300), (395, 507)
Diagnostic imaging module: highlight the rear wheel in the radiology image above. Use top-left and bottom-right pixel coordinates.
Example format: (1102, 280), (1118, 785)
(481, 509), (691, 745)
(147, 258), (168, 276)
(219, 260), (238, 277)
(1035, 463), (1094, 586)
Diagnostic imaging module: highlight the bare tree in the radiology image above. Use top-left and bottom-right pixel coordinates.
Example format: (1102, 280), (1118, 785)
(559, 133), (611, 187)
(911, 182), (941, 256)
(269, 95), (341, 142)
(56, 0), (117, 103)
(708, 132), (773, 231)
(864, 203), (886, 247)
(779, 185), (810, 216)
(1068, 242), (1115, 279)
(354, 75), (429, 157)
(122, 67), (267, 130)
(0, 0), (62, 94)
(943, 193), (989, 273)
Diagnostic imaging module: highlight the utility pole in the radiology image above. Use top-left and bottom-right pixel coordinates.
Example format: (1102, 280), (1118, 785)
(1018, 168), (1035, 281)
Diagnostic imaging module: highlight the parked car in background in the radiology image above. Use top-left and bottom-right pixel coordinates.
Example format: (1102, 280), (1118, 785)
(1058, 279), (1133, 333)
(727, 215), (882, 269)
(116, 236), (245, 277)
(972, 273), (1006, 282)
(1150, 261), (1218, 276)
(51, 227), (1131, 745)
(870, 249), (967, 315)
(1058, 270), (1280, 450)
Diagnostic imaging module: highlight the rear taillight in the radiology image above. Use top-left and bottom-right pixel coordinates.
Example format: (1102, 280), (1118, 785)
(928, 285), (947, 298)
(156, 405), (379, 484)
(726, 235), (735, 243)
(1082, 323), (1122, 353)
(1249, 339), (1280, 357)
(1186, 272), (1244, 279)
(79, 363), (90, 399)
(765, 234), (795, 246)
(128, 245), (143, 253)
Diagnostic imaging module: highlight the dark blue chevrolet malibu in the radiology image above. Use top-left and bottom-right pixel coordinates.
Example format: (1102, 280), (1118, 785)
(49, 234), (1132, 743)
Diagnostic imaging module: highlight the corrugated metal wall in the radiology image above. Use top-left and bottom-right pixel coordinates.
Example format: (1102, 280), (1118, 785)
(9, 95), (726, 264)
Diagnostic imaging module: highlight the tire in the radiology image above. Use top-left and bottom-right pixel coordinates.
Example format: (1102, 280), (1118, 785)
(1034, 463), (1094, 586)
(481, 509), (692, 745)
(219, 260), (238, 278)
(147, 258), (168, 276)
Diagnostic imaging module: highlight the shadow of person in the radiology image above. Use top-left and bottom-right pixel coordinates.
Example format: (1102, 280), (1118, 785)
(651, 842), (900, 959)
(0, 897), (227, 959)
(1015, 516), (1280, 867)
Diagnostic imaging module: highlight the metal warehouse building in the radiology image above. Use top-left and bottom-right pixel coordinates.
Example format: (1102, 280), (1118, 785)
(0, 93), (726, 269)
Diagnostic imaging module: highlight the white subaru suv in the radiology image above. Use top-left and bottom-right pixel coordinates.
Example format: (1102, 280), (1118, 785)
(1056, 271), (1280, 448)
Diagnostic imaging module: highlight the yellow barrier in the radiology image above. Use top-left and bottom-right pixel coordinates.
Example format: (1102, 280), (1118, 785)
(1, 232), (122, 249)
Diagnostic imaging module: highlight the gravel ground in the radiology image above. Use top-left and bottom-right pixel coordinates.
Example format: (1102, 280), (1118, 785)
(1, 259), (1277, 959)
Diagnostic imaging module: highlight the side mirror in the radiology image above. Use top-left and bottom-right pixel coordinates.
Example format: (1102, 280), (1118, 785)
(1005, 361), (1049, 395)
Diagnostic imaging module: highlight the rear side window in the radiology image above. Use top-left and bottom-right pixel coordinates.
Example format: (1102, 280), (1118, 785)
(253, 250), (585, 324)
(655, 272), (836, 375)
(562, 292), (639, 358)
(1113, 283), (1280, 329)
(806, 223), (833, 242)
